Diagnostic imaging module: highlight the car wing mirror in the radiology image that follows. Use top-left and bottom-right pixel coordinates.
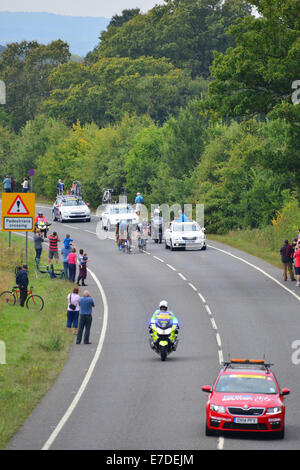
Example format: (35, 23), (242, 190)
(201, 385), (212, 393)
(281, 388), (290, 396)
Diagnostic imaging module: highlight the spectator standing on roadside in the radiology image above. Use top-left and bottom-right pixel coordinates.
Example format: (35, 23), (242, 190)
(48, 231), (60, 265)
(33, 228), (43, 269)
(68, 247), (77, 283)
(76, 290), (95, 345)
(280, 240), (295, 282)
(294, 242), (300, 286)
(66, 287), (80, 335)
(61, 243), (72, 280)
(56, 179), (64, 195)
(21, 177), (29, 193)
(16, 264), (29, 307)
(77, 250), (88, 286)
(63, 234), (73, 249)
(3, 175), (11, 192)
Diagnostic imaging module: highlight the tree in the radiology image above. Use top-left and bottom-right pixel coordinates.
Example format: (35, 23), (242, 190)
(42, 56), (203, 127)
(92, 0), (252, 78)
(0, 40), (70, 131)
(207, 0), (300, 119)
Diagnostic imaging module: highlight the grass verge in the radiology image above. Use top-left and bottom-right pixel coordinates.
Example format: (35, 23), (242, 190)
(208, 227), (283, 269)
(0, 232), (74, 449)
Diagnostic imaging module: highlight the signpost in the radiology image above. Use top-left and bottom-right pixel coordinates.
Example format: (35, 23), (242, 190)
(2, 192), (35, 262)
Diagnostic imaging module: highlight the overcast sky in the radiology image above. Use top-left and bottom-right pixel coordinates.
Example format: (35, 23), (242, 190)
(0, 0), (166, 18)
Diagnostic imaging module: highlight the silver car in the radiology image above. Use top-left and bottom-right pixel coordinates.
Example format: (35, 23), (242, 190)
(52, 196), (91, 222)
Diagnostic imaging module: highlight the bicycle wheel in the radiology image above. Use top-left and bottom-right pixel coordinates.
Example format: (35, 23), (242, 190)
(0, 291), (16, 306)
(26, 294), (44, 311)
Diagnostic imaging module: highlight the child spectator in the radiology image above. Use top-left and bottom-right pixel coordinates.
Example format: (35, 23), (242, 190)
(64, 234), (73, 249)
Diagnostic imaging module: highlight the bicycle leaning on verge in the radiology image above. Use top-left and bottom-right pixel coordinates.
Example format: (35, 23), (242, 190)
(0, 286), (44, 311)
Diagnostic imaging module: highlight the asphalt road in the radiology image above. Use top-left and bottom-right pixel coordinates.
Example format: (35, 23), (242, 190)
(6, 205), (300, 451)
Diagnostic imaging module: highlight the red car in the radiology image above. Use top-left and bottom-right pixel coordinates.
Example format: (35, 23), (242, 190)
(202, 359), (290, 439)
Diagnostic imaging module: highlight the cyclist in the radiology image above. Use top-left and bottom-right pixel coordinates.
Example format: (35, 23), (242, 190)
(119, 219), (128, 250)
(136, 219), (148, 251)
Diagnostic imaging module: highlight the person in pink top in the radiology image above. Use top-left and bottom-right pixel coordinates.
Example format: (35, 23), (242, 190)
(294, 241), (300, 286)
(68, 247), (77, 283)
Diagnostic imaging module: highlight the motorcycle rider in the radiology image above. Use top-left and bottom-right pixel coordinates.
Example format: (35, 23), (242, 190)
(149, 300), (179, 350)
(35, 212), (50, 239)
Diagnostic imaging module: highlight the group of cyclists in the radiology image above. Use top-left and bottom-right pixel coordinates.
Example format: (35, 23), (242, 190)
(115, 217), (149, 252)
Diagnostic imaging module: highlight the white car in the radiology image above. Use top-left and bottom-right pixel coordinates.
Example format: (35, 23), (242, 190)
(164, 221), (206, 251)
(101, 204), (139, 231)
(52, 196), (91, 222)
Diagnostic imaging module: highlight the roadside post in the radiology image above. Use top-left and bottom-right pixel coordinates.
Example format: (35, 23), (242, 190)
(1, 192), (35, 263)
(28, 169), (35, 192)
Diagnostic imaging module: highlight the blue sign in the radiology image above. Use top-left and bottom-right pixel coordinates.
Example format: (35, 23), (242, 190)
(28, 169), (35, 176)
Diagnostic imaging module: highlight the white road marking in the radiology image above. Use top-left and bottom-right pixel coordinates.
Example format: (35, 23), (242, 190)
(218, 350), (224, 365)
(217, 436), (225, 450)
(177, 273), (187, 281)
(166, 264), (176, 271)
(198, 293), (206, 304)
(208, 243), (300, 302)
(188, 282), (197, 292)
(41, 268), (109, 450)
(216, 333), (222, 347)
(153, 256), (164, 263)
(84, 230), (96, 235)
(205, 304), (212, 316)
(210, 318), (218, 330)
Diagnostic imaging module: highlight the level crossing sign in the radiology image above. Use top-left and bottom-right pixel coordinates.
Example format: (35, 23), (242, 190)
(2, 193), (35, 231)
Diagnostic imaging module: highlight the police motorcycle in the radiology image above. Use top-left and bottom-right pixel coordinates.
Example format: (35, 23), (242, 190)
(149, 301), (179, 361)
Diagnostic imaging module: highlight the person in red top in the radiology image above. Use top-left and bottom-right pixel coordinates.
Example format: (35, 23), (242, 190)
(294, 242), (300, 286)
(48, 231), (60, 265)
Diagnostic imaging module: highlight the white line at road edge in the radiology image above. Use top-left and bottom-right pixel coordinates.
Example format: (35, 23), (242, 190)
(41, 268), (108, 450)
(207, 244), (300, 303)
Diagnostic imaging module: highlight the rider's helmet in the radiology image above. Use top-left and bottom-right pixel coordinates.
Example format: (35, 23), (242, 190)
(38, 212), (43, 217)
(159, 300), (168, 310)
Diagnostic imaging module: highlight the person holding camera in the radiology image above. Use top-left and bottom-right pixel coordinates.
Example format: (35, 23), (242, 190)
(66, 287), (80, 334)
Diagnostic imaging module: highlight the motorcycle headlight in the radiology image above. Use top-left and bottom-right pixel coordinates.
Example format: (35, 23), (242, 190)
(266, 407), (282, 414)
(210, 404), (226, 414)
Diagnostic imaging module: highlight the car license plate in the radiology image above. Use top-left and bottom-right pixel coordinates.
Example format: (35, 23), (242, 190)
(233, 417), (258, 424)
(185, 240), (195, 244)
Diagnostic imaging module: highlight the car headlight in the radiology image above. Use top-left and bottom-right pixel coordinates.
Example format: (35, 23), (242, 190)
(266, 407), (282, 414)
(210, 404), (226, 414)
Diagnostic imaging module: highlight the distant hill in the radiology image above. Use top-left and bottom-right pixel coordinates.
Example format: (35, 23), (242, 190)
(0, 11), (110, 57)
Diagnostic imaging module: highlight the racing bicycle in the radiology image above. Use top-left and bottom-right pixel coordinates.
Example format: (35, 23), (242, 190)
(0, 286), (44, 311)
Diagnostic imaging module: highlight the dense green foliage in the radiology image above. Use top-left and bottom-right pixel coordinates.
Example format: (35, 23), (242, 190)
(0, 0), (299, 234)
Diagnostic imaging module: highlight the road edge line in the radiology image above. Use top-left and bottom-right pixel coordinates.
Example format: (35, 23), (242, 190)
(41, 267), (108, 450)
